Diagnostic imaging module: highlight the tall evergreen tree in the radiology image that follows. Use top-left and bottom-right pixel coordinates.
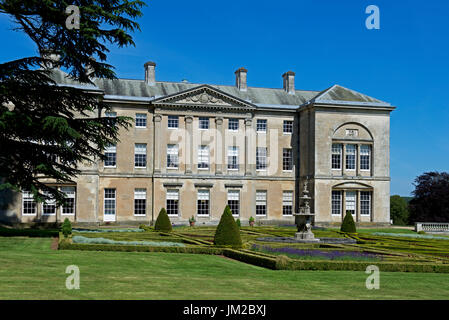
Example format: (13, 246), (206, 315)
(0, 0), (145, 203)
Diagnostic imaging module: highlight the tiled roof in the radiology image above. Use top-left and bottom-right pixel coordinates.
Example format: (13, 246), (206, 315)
(49, 69), (391, 109)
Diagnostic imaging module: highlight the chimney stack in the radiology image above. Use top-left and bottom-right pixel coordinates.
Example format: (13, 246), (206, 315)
(144, 61), (156, 86)
(282, 71), (295, 94)
(235, 67), (247, 91)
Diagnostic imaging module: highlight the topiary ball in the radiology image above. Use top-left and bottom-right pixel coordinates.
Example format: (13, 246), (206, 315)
(154, 208), (172, 232)
(340, 210), (357, 233)
(214, 205), (242, 248)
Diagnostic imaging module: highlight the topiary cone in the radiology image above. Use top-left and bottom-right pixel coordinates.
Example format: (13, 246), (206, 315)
(340, 210), (357, 233)
(214, 205), (242, 248)
(154, 208), (172, 232)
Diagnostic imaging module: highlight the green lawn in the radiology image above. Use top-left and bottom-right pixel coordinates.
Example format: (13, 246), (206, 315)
(1, 237), (449, 300)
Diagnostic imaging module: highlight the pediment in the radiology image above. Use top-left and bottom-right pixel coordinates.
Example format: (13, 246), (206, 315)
(332, 182), (373, 190)
(150, 85), (256, 111)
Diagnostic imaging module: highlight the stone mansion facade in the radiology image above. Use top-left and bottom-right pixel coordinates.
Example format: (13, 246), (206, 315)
(0, 61), (395, 226)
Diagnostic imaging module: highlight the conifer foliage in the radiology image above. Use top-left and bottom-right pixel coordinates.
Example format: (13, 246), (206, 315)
(154, 208), (172, 232)
(0, 0), (145, 204)
(214, 206), (242, 248)
(340, 210), (357, 233)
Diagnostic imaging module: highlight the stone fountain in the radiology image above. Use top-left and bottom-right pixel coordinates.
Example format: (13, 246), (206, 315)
(254, 179), (356, 244)
(294, 180), (320, 242)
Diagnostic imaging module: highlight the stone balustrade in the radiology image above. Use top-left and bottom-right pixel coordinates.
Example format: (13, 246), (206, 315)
(415, 222), (449, 233)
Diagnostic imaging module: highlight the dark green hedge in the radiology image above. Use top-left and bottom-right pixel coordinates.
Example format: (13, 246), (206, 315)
(0, 227), (58, 238)
(276, 258), (449, 273)
(340, 211), (357, 233)
(154, 208), (172, 232)
(59, 241), (224, 255)
(223, 249), (277, 270)
(214, 206), (242, 248)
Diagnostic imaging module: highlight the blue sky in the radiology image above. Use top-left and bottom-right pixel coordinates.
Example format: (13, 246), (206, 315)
(1, 0), (448, 196)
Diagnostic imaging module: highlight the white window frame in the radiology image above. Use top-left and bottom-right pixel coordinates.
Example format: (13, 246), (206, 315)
(104, 188), (116, 219)
(168, 115), (179, 129)
(166, 189), (179, 216)
(227, 146), (239, 170)
(282, 148), (293, 172)
(22, 191), (37, 216)
(256, 190), (267, 216)
(198, 145), (210, 170)
(135, 113), (147, 128)
(42, 191), (56, 216)
(345, 191), (357, 217)
(166, 144), (179, 169)
(332, 143), (342, 170)
(60, 187), (76, 216)
(227, 190), (240, 217)
(199, 117), (209, 130)
(134, 143), (147, 168)
(345, 144), (356, 171)
(197, 189), (210, 216)
(256, 147), (268, 171)
(256, 119), (267, 133)
(134, 188), (146, 216)
(360, 191), (372, 216)
(360, 145), (371, 171)
(331, 190), (342, 216)
(104, 144), (117, 168)
(282, 191), (293, 216)
(283, 120), (293, 134)
(228, 118), (239, 132)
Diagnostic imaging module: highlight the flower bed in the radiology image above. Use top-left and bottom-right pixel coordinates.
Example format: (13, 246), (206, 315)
(72, 235), (185, 247)
(72, 228), (144, 233)
(251, 244), (383, 262)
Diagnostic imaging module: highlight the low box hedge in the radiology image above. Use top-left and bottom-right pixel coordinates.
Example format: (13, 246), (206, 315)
(0, 227), (59, 238)
(59, 241), (224, 255)
(276, 257), (449, 273)
(223, 249), (277, 270)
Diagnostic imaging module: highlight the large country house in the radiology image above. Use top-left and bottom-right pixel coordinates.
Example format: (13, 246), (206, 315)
(0, 60), (395, 226)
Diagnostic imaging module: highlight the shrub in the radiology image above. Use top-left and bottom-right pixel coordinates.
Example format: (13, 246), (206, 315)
(61, 218), (72, 238)
(154, 208), (172, 232)
(275, 255), (291, 269)
(236, 218), (241, 228)
(340, 210), (357, 233)
(214, 206), (242, 248)
(0, 227), (58, 238)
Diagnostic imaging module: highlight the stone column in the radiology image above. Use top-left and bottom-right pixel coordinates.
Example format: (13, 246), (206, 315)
(356, 143), (361, 176)
(342, 143), (346, 176)
(356, 190), (361, 222)
(153, 114), (162, 173)
(185, 116), (193, 174)
(342, 190), (346, 222)
(215, 117), (224, 175)
(245, 118), (254, 176)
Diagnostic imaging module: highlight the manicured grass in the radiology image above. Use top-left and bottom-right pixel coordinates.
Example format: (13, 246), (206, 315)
(2, 237), (449, 300)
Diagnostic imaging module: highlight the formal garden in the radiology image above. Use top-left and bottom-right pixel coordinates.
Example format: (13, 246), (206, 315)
(53, 207), (449, 273)
(2, 206), (449, 299)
